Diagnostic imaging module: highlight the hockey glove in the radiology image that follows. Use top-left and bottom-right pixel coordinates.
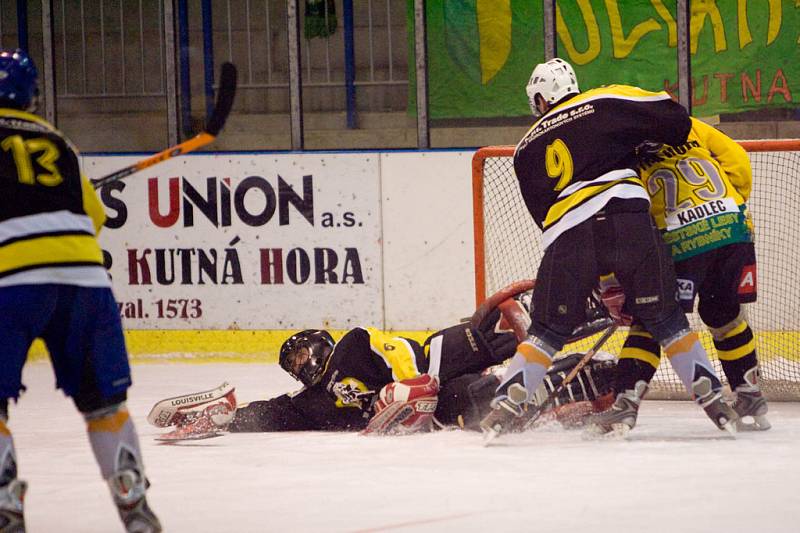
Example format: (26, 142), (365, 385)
(599, 286), (633, 326)
(474, 306), (523, 361)
(634, 140), (664, 165)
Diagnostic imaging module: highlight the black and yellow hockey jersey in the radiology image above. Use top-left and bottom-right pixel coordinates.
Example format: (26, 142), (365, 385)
(0, 108), (108, 287)
(513, 85), (691, 249)
(230, 327), (428, 431)
(638, 117), (753, 261)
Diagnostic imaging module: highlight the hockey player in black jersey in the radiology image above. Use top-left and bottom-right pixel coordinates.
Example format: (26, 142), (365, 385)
(148, 284), (618, 439)
(0, 49), (160, 532)
(480, 58), (738, 442)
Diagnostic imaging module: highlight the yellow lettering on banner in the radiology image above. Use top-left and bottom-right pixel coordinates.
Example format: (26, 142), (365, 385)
(690, 0), (727, 54)
(556, 1), (601, 65)
(652, 0), (677, 47)
(477, 0), (511, 85)
(605, 0), (662, 58)
(738, 0), (781, 48)
(766, 0), (781, 45)
(737, 0), (752, 48)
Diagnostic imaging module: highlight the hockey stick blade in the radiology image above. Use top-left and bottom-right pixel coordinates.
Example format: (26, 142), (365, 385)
(206, 62), (237, 136)
(521, 324), (619, 431)
(91, 62), (238, 190)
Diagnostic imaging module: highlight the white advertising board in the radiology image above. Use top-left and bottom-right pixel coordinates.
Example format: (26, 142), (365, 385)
(379, 151), (475, 330)
(84, 153), (383, 330)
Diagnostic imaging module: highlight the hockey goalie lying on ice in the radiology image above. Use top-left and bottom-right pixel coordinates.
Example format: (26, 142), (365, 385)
(148, 281), (618, 441)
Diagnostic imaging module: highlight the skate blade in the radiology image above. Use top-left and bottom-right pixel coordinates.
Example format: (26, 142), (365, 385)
(582, 422), (630, 440)
(481, 427), (500, 447)
(736, 415), (771, 431)
(721, 420), (737, 437)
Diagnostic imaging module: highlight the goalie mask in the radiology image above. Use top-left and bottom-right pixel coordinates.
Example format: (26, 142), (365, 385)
(525, 57), (579, 116)
(279, 330), (335, 387)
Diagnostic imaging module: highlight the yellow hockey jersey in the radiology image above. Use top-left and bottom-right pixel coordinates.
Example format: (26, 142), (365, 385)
(0, 108), (109, 287)
(638, 118), (753, 261)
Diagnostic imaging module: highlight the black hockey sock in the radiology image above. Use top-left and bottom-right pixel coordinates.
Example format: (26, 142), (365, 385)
(616, 327), (660, 392)
(713, 322), (757, 389)
(614, 357), (658, 394)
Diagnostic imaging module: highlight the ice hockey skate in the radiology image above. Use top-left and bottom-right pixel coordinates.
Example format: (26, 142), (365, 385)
(692, 376), (738, 435)
(732, 368), (770, 431)
(109, 470), (162, 533)
(0, 479), (26, 533)
(480, 383), (528, 445)
(584, 380), (647, 438)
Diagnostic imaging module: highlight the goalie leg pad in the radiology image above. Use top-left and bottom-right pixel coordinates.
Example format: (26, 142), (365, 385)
(363, 375), (439, 436)
(155, 390), (238, 442)
(147, 382), (236, 428)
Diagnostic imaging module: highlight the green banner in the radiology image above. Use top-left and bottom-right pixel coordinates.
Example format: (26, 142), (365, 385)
(410, 1), (799, 119)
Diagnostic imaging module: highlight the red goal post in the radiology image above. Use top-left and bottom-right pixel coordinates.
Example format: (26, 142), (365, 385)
(472, 139), (800, 400)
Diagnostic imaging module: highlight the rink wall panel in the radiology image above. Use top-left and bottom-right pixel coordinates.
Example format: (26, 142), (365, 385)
(22, 149), (799, 366)
(25, 151), (476, 361)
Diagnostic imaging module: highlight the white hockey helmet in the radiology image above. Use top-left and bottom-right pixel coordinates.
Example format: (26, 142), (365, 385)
(525, 57), (579, 116)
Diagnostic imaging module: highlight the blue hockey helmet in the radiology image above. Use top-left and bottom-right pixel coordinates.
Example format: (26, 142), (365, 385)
(279, 329), (335, 387)
(0, 48), (38, 110)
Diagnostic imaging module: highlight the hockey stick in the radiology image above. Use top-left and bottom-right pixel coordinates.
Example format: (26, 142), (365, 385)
(521, 322), (619, 431)
(91, 62), (238, 190)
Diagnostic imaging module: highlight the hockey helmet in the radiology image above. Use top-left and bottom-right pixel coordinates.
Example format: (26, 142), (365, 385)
(279, 329), (335, 387)
(525, 57), (579, 116)
(0, 48), (38, 110)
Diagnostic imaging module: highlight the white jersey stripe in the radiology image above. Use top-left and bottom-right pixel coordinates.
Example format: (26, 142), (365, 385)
(426, 335), (443, 379)
(541, 184), (650, 250)
(0, 266), (111, 288)
(557, 168), (638, 199)
(0, 210), (96, 243)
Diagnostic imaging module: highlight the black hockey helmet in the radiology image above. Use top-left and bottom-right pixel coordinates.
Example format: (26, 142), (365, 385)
(279, 329), (335, 387)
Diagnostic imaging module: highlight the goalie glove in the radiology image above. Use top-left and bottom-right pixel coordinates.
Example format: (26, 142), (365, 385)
(362, 375), (439, 436)
(473, 306), (522, 362)
(470, 280), (534, 343)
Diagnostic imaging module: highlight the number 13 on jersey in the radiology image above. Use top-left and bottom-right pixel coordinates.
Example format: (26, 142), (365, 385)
(546, 138), (573, 191)
(1, 134), (63, 186)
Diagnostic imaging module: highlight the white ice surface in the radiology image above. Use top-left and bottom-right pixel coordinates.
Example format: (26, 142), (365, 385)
(10, 362), (800, 533)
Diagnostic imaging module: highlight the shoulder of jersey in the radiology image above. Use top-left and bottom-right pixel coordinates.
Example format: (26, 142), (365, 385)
(575, 85), (672, 104)
(0, 108), (57, 131)
(0, 108), (80, 153)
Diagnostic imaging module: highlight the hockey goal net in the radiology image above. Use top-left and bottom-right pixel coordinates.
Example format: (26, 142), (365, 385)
(472, 139), (800, 400)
